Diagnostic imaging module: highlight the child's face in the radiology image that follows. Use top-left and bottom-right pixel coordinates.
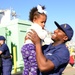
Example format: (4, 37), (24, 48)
(34, 14), (47, 29)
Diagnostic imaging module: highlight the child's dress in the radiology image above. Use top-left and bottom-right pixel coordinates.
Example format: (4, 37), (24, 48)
(21, 23), (48, 75)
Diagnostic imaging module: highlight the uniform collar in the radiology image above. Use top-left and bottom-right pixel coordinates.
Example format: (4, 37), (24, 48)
(51, 43), (66, 49)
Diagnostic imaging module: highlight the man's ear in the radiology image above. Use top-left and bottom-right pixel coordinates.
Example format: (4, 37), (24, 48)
(64, 35), (68, 41)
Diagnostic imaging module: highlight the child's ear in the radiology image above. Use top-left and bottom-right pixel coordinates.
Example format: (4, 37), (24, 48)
(33, 16), (38, 21)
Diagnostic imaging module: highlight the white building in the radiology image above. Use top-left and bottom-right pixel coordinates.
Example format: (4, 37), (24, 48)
(0, 9), (17, 25)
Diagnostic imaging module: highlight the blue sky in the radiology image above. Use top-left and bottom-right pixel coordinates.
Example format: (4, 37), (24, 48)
(0, 0), (75, 40)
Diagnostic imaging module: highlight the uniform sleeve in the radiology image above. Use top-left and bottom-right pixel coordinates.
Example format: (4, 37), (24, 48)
(46, 48), (70, 70)
(0, 44), (8, 52)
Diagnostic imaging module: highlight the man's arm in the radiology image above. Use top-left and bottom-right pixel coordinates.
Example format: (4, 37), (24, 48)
(1, 54), (11, 59)
(0, 50), (12, 59)
(35, 43), (54, 72)
(27, 29), (55, 72)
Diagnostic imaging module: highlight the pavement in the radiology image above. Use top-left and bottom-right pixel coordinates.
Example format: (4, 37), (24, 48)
(62, 64), (75, 75)
(12, 72), (22, 75)
(12, 64), (75, 75)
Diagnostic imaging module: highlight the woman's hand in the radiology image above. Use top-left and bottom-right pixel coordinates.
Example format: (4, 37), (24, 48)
(27, 29), (40, 45)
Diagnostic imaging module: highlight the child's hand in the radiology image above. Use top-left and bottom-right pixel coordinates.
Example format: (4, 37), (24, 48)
(24, 34), (29, 43)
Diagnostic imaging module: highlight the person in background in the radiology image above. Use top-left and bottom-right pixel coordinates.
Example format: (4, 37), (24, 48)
(21, 4), (48, 75)
(0, 54), (2, 75)
(27, 21), (74, 75)
(0, 36), (12, 75)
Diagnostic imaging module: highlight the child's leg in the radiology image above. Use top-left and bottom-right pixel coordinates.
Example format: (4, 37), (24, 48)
(21, 44), (30, 58)
(30, 57), (37, 75)
(23, 59), (30, 75)
(28, 45), (37, 75)
(21, 44), (31, 75)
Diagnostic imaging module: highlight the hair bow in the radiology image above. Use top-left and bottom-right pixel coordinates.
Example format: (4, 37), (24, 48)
(37, 5), (47, 14)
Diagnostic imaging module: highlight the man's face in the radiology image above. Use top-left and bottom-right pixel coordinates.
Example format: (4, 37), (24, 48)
(51, 28), (68, 42)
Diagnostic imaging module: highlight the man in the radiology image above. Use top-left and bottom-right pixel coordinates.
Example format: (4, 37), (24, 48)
(27, 21), (74, 75)
(0, 36), (12, 75)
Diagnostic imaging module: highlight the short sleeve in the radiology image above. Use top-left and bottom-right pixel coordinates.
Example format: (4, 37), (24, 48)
(46, 48), (69, 70)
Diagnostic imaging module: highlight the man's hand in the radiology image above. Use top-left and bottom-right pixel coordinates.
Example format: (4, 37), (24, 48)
(0, 51), (2, 54)
(27, 29), (40, 45)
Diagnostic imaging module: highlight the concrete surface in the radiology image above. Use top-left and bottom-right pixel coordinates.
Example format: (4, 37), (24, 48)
(12, 72), (22, 75)
(62, 64), (75, 75)
(12, 64), (75, 75)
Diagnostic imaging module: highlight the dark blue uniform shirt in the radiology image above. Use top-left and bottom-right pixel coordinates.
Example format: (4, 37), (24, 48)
(0, 43), (12, 66)
(38, 43), (70, 75)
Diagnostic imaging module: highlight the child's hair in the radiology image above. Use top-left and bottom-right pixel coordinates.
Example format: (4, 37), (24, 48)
(29, 5), (47, 22)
